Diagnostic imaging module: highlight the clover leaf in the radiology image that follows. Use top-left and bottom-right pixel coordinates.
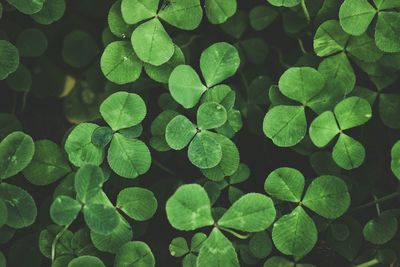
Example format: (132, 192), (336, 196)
(116, 187), (158, 221)
(391, 140), (400, 179)
(114, 241), (155, 267)
(50, 196), (82, 226)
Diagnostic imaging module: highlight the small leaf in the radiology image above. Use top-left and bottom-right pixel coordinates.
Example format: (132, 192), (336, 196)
(218, 193), (276, 232)
(272, 206), (317, 257)
(30, 0), (66, 25)
(302, 175), (350, 219)
(264, 167), (305, 203)
(6, 0), (44, 14)
(334, 96), (372, 130)
(166, 115), (197, 150)
(50, 195), (81, 225)
(197, 102), (227, 130)
(68, 256), (105, 267)
(120, 0), (158, 24)
(107, 133), (151, 179)
(309, 111), (340, 148)
(197, 228), (239, 267)
(101, 41), (142, 85)
(169, 65), (207, 108)
(332, 133), (365, 170)
(158, 0), (203, 30)
(314, 20), (349, 57)
(267, 0), (300, 7)
(116, 187), (157, 221)
(339, 0), (376, 36)
(263, 105), (307, 147)
(83, 203), (119, 235)
(169, 237), (189, 257)
(363, 213), (398, 245)
(114, 241), (155, 267)
(0, 40), (19, 80)
(23, 140), (70, 185)
(100, 92), (146, 131)
(74, 165), (104, 203)
(0, 131), (34, 180)
(391, 140), (400, 179)
(91, 127), (114, 148)
(166, 184), (214, 231)
(188, 132), (223, 169)
(205, 0), (237, 24)
(131, 18), (174, 66)
(200, 42), (240, 87)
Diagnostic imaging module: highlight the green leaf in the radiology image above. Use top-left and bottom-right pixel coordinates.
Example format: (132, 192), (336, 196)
(150, 110), (179, 151)
(267, 0), (300, 7)
(74, 165), (104, 203)
(272, 206), (317, 257)
(339, 0), (376, 36)
(91, 127), (114, 148)
(131, 18), (174, 66)
(169, 65), (207, 108)
(6, 0), (44, 14)
(263, 256), (295, 267)
(309, 111), (340, 147)
(334, 96), (372, 130)
(205, 0), (237, 24)
(31, 0), (66, 25)
(218, 193), (276, 232)
(0, 40), (19, 80)
(169, 237), (189, 257)
(191, 232), (207, 252)
(6, 64), (32, 92)
(264, 167), (305, 203)
(314, 20), (349, 57)
(373, 0), (400, 9)
(197, 102), (227, 130)
(263, 105), (307, 147)
(114, 241), (155, 267)
(100, 92), (146, 131)
(0, 183), (37, 228)
(64, 123), (105, 167)
(200, 42), (240, 87)
(166, 184), (214, 231)
(391, 140), (400, 179)
(22, 140), (70, 185)
(0, 131), (34, 180)
(332, 133), (366, 170)
(188, 132), (223, 169)
(120, 0), (158, 24)
(197, 228), (239, 267)
(83, 203), (119, 235)
(101, 41), (142, 85)
(346, 33), (383, 62)
(108, 0), (134, 38)
(16, 28), (48, 57)
(363, 214), (398, 245)
(158, 0), (203, 30)
(278, 67), (325, 105)
(50, 195), (81, 225)
(249, 5), (278, 31)
(0, 114), (22, 140)
(379, 93), (400, 129)
(62, 31), (98, 68)
(202, 85), (235, 110)
(302, 175), (350, 219)
(0, 199), (8, 228)
(68, 256), (105, 267)
(107, 133), (151, 179)
(166, 115), (197, 150)
(375, 12), (400, 53)
(117, 187), (157, 221)
(249, 231), (272, 259)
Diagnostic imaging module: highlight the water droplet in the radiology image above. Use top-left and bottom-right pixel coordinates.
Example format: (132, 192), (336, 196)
(123, 56), (128, 61)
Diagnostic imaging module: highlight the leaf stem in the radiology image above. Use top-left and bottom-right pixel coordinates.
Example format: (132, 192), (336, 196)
(218, 226), (250, 239)
(372, 194), (381, 216)
(354, 258), (379, 267)
(51, 223), (71, 262)
(351, 192), (399, 212)
(153, 158), (176, 175)
(300, 0), (311, 23)
(297, 38), (307, 54)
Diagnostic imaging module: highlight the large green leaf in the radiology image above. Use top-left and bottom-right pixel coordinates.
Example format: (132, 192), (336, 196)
(309, 111), (340, 147)
(107, 133), (151, 179)
(334, 96), (372, 130)
(22, 140), (70, 185)
(218, 193), (276, 232)
(74, 165), (104, 203)
(50, 195), (81, 225)
(197, 102), (227, 130)
(6, 0), (45, 14)
(0, 131), (34, 180)
(197, 228), (239, 267)
(332, 133), (365, 170)
(166, 184), (214, 231)
(83, 203), (120, 235)
(188, 132), (223, 169)
(302, 175), (350, 219)
(263, 105), (307, 147)
(100, 41), (142, 84)
(114, 241), (155, 267)
(375, 12), (400, 53)
(131, 18), (174, 66)
(169, 65), (207, 108)
(339, 0), (376, 36)
(272, 206), (317, 257)
(158, 0), (203, 30)
(0, 183), (37, 228)
(200, 42), (240, 87)
(205, 0), (237, 24)
(314, 20), (349, 57)
(116, 187), (157, 221)
(120, 0), (158, 24)
(264, 167), (305, 203)
(165, 115), (197, 150)
(100, 92), (146, 131)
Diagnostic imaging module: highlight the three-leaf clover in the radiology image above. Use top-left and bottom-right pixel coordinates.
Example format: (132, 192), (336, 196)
(309, 96), (372, 170)
(169, 233), (207, 266)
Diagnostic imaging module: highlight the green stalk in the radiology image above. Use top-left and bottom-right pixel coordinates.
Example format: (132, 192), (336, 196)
(300, 0), (311, 23)
(219, 226), (250, 239)
(354, 258), (379, 267)
(351, 192), (400, 212)
(51, 223), (71, 262)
